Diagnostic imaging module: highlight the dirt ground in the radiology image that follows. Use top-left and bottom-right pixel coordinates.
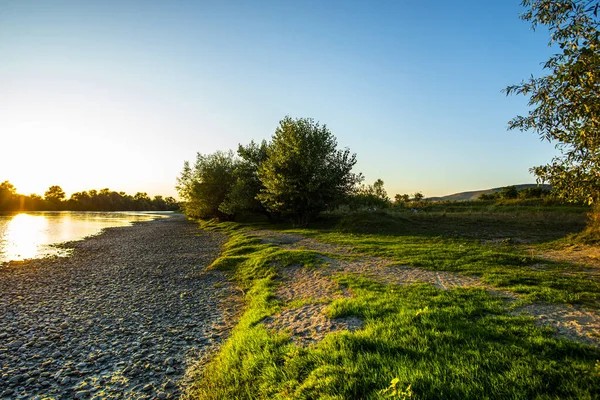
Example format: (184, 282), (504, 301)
(248, 230), (600, 348)
(535, 244), (600, 282)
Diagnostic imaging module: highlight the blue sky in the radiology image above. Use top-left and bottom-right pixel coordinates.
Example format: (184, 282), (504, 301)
(0, 0), (557, 198)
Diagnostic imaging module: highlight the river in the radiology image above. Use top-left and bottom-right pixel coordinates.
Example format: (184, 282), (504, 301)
(0, 211), (171, 263)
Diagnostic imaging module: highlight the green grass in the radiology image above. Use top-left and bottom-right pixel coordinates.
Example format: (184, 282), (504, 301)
(277, 208), (600, 306)
(292, 230), (600, 306)
(322, 207), (587, 242)
(183, 208), (600, 399)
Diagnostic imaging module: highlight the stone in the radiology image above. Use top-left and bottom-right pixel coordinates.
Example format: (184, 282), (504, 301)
(163, 356), (175, 366)
(141, 383), (154, 392)
(74, 390), (90, 399)
(163, 380), (176, 390)
(8, 341), (24, 349)
(0, 215), (238, 399)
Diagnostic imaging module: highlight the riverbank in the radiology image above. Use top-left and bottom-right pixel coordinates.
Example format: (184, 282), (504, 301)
(184, 213), (600, 399)
(0, 215), (241, 399)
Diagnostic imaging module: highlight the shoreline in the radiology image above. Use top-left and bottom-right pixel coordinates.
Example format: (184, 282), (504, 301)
(0, 211), (174, 267)
(0, 215), (240, 399)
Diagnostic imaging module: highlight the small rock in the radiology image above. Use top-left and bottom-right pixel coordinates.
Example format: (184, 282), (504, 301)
(163, 380), (176, 390)
(74, 390), (90, 399)
(165, 367), (176, 374)
(8, 341), (24, 349)
(141, 383), (154, 392)
(163, 357), (175, 366)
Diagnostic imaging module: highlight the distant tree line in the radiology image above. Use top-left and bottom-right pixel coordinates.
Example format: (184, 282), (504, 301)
(478, 185), (551, 201)
(0, 181), (178, 212)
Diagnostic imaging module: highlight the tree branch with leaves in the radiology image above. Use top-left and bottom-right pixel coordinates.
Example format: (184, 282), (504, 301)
(505, 0), (600, 204)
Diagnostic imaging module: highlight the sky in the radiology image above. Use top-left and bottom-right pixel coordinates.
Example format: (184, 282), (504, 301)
(0, 0), (559, 199)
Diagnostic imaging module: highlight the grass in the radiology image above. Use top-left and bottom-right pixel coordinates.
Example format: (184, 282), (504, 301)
(284, 208), (600, 306)
(293, 231), (600, 305)
(183, 204), (600, 399)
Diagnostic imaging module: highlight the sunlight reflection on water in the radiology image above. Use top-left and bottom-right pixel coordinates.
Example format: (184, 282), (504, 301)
(3, 214), (51, 261)
(0, 212), (168, 263)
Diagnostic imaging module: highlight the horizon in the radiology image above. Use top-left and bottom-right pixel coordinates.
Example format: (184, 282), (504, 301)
(1, 1), (559, 198)
(1, 180), (544, 202)
(2, 182), (177, 200)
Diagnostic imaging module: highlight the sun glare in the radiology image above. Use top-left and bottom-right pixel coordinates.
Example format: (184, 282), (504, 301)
(2, 214), (49, 261)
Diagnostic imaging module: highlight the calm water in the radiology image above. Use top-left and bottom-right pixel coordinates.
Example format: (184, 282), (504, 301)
(0, 211), (171, 263)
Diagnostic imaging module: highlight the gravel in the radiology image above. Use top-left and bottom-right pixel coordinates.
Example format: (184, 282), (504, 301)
(0, 214), (240, 399)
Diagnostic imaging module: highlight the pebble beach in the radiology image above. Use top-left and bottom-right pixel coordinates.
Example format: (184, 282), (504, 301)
(0, 214), (239, 399)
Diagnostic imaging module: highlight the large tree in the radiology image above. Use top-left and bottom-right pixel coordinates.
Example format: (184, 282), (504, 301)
(44, 185), (66, 210)
(219, 140), (270, 217)
(0, 181), (18, 210)
(257, 116), (361, 225)
(176, 151), (237, 219)
(505, 0), (600, 204)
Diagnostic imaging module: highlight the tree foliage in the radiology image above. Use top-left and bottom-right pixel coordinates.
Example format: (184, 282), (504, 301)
(500, 185), (519, 199)
(506, 0), (600, 203)
(412, 192), (424, 201)
(176, 151), (237, 219)
(257, 117), (361, 225)
(0, 181), (178, 212)
(348, 179), (390, 210)
(393, 193), (411, 206)
(0, 181), (18, 209)
(44, 185), (66, 202)
(220, 140), (269, 217)
(177, 117), (362, 224)
(478, 185), (551, 201)
(372, 179), (389, 202)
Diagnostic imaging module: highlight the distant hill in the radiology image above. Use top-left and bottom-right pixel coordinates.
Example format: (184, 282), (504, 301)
(427, 184), (551, 202)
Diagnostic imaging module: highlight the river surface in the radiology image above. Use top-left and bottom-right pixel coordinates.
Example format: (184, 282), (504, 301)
(0, 211), (171, 263)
